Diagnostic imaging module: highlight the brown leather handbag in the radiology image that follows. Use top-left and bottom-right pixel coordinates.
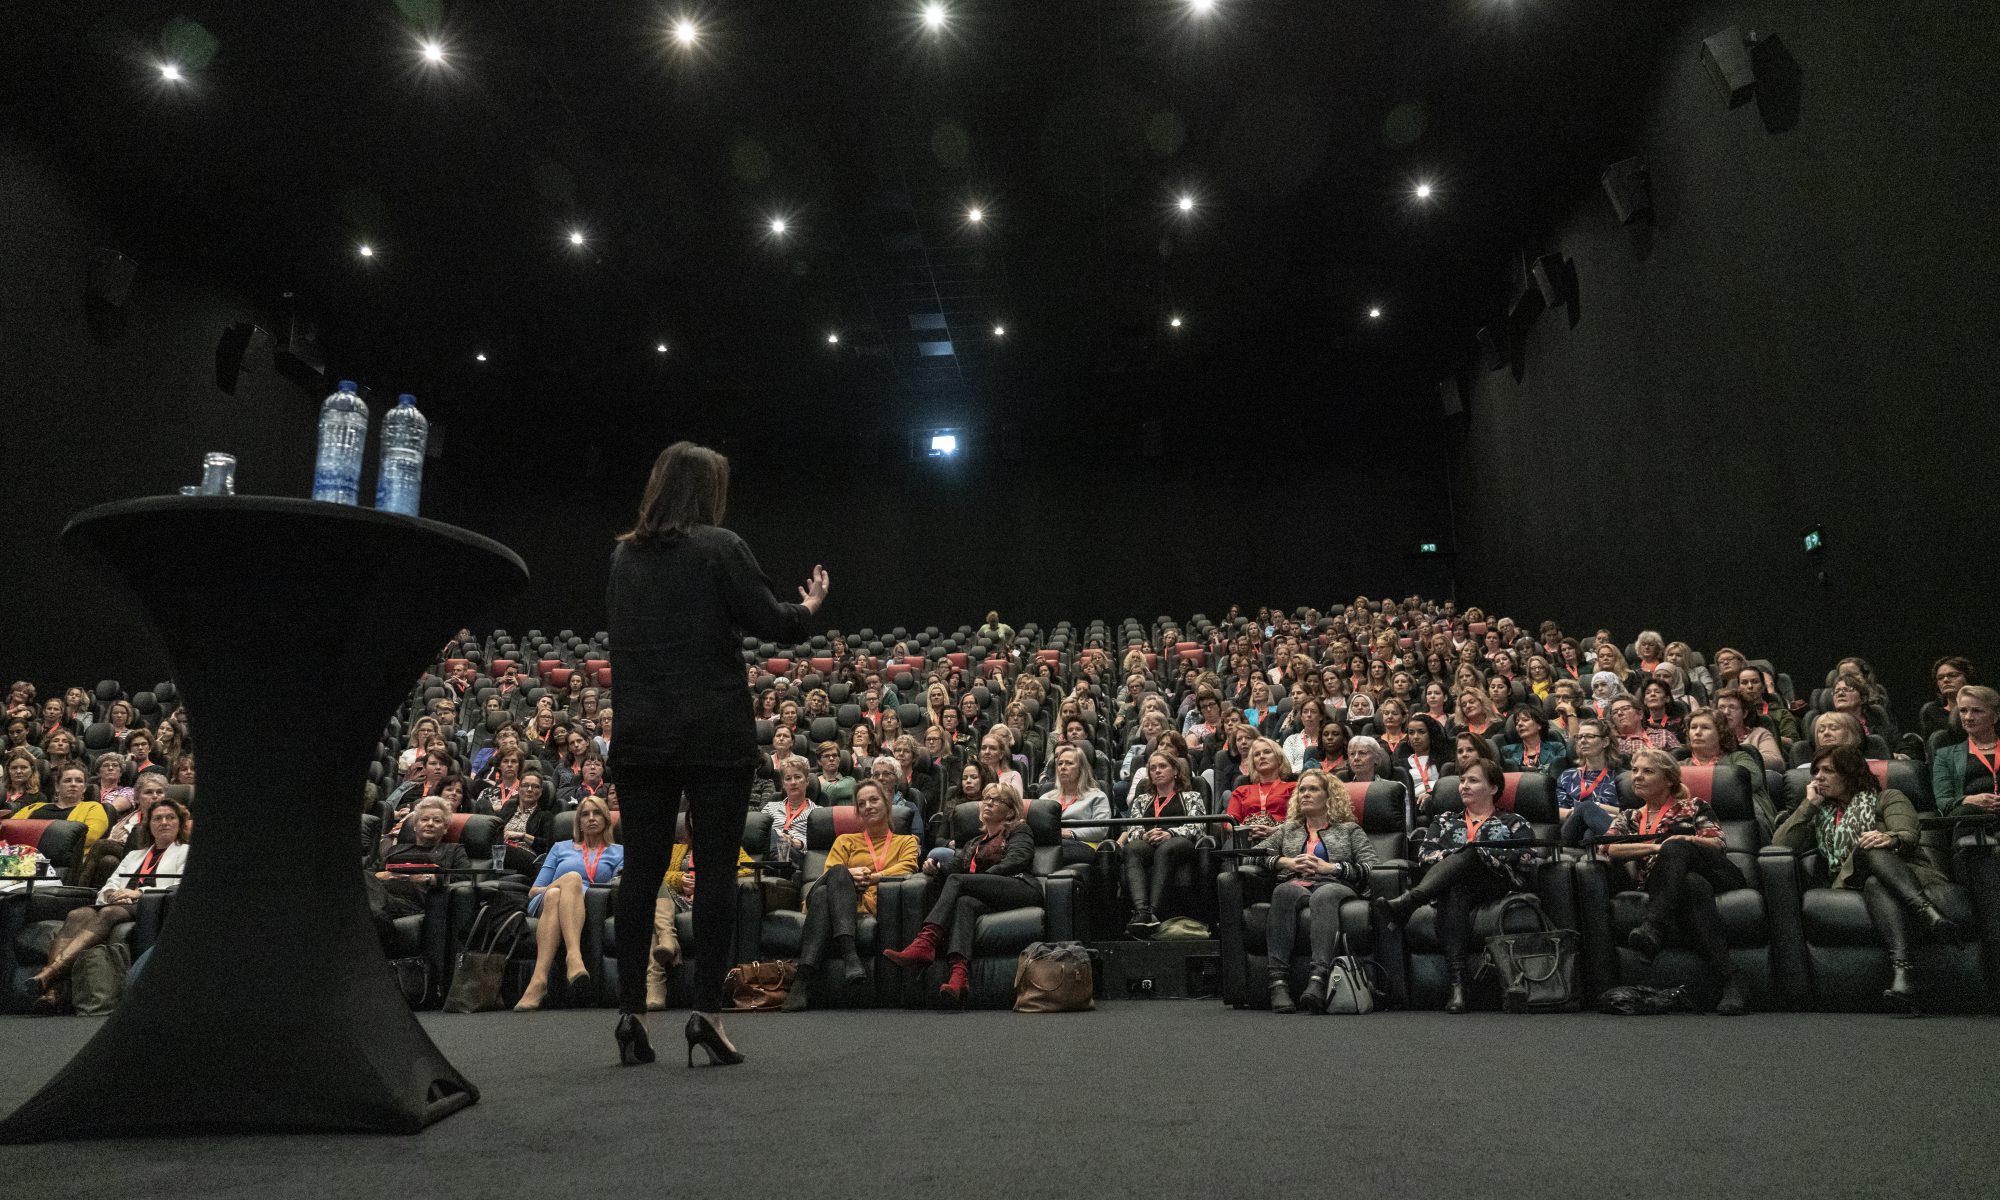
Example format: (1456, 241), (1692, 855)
(724, 960), (797, 1010)
(1012, 941), (1094, 1012)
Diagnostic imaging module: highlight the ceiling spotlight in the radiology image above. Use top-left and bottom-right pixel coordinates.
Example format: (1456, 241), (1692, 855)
(1176, 194), (1196, 214)
(769, 217), (788, 236)
(474, 352), (488, 362)
(1367, 306), (1383, 320)
(1189, 0), (1217, 15)
(357, 243), (375, 259)
(420, 40), (446, 65)
(672, 18), (699, 46)
(922, 3), (947, 31)
(568, 229), (586, 246)
(827, 332), (840, 344)
(1169, 315), (1184, 328)
(159, 62), (183, 82)
(966, 206), (983, 224)
(655, 342), (669, 353)
(993, 324), (1006, 337)
(1414, 182), (1434, 200)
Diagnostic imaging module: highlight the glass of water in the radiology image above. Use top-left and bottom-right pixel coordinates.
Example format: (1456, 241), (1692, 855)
(490, 841), (508, 872)
(199, 452), (237, 496)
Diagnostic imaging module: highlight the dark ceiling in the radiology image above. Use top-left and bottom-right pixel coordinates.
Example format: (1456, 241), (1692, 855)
(12, 0), (1693, 443)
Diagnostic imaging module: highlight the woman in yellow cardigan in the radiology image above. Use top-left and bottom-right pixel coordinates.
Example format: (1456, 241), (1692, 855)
(643, 827), (755, 1010)
(13, 763), (111, 864)
(783, 779), (918, 1011)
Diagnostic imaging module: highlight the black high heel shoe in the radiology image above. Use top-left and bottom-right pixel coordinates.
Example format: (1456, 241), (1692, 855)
(685, 1012), (746, 1067)
(615, 1013), (655, 1066)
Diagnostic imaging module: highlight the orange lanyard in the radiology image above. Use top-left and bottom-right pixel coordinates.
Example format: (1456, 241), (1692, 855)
(579, 844), (605, 881)
(1463, 812), (1491, 843)
(1969, 741), (2000, 780)
(782, 797), (809, 829)
(1638, 805), (1672, 837)
(1152, 790), (1177, 819)
(1579, 769), (1608, 801)
(862, 829), (894, 873)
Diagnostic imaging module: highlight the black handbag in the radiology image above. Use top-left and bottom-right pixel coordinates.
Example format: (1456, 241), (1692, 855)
(444, 907), (528, 1013)
(1481, 898), (1581, 1013)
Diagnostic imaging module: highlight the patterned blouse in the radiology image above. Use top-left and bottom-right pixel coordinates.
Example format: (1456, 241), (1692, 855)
(1603, 796), (1723, 884)
(1416, 808), (1538, 888)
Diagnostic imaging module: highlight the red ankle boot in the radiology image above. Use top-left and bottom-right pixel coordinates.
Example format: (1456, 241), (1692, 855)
(939, 955), (971, 1006)
(884, 923), (944, 968)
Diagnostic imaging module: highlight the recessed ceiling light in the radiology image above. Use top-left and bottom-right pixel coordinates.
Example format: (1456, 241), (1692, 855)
(159, 63), (183, 82)
(1189, 0), (1217, 15)
(656, 342), (669, 353)
(420, 40), (446, 65)
(1367, 306), (1383, 319)
(568, 229), (586, 246)
(1414, 182), (1434, 200)
(1169, 315), (1184, 328)
(922, 3), (947, 31)
(993, 324), (1006, 337)
(966, 206), (983, 224)
(1177, 194), (1196, 213)
(357, 244), (374, 258)
(673, 18), (699, 46)
(474, 352), (488, 362)
(769, 217), (788, 235)
(827, 332), (840, 344)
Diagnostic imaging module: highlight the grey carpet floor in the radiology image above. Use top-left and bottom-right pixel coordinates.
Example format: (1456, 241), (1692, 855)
(3, 1004), (1994, 1199)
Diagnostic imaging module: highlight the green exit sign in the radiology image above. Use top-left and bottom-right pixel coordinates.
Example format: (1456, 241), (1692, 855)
(1417, 542), (1439, 554)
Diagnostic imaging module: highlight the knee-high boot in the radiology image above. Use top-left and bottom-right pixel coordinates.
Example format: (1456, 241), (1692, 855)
(645, 899), (679, 1011)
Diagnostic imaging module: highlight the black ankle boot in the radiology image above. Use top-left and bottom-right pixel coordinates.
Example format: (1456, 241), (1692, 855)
(1626, 921), (1663, 962)
(1883, 959), (1919, 1015)
(1372, 892), (1418, 927)
(1299, 972), (1329, 1014)
(1444, 959), (1467, 1014)
(1916, 900), (1960, 940)
(1716, 975), (1748, 1016)
(1268, 977), (1297, 1013)
(1126, 906), (1158, 939)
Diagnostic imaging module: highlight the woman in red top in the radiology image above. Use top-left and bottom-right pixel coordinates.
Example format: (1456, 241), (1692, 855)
(1602, 748), (1747, 1015)
(1228, 738), (1295, 842)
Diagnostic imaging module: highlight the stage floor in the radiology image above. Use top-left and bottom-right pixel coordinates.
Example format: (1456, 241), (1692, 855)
(5, 1002), (1994, 1198)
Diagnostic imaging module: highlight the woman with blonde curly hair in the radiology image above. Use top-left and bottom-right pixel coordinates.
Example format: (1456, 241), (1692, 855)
(1251, 768), (1377, 1013)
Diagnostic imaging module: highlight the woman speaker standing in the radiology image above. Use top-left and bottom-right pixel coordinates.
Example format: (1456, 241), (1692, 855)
(608, 442), (828, 1066)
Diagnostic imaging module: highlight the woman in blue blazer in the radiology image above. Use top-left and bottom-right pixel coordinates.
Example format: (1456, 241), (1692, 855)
(516, 796), (624, 1011)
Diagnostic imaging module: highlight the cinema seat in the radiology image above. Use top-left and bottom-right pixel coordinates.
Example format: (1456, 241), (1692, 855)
(1, 819), (165, 1012)
(592, 810), (771, 1008)
(752, 804), (919, 1008)
(1216, 780), (1412, 1009)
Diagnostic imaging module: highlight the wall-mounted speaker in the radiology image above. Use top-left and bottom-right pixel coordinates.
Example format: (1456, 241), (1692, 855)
(1701, 26), (1757, 107)
(1601, 158), (1653, 225)
(214, 322), (272, 394)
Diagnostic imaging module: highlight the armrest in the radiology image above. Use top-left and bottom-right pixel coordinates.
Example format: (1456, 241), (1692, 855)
(25, 886), (98, 923)
(1040, 874), (1077, 941)
(1756, 844), (1812, 1008)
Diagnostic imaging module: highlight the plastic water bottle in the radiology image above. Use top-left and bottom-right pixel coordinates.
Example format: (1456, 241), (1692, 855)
(311, 380), (370, 505)
(374, 394), (429, 516)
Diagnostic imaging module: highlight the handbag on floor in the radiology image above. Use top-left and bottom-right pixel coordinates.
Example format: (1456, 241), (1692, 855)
(444, 907), (528, 1013)
(1482, 898), (1581, 1013)
(1321, 931), (1386, 1015)
(725, 960), (796, 1010)
(70, 942), (132, 1016)
(1013, 941), (1094, 1012)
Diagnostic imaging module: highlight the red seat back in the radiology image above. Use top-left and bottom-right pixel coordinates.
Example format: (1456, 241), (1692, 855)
(1681, 764), (1717, 804)
(947, 652), (968, 670)
(549, 667), (573, 689)
(810, 657), (834, 673)
(765, 658), (791, 675)
(596, 667), (612, 688)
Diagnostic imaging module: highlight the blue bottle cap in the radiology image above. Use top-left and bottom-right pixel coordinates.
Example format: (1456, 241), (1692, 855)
(398, 394), (416, 405)
(337, 379), (358, 392)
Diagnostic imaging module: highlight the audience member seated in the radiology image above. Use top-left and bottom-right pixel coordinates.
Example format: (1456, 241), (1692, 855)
(1557, 718), (1623, 846)
(81, 771), (169, 889)
(497, 768), (558, 868)
(374, 796), (468, 934)
(1253, 769), (1377, 1014)
(1772, 745), (1960, 1012)
(1398, 715), (1445, 811)
(14, 763), (110, 861)
(1685, 711), (1775, 838)
(1734, 666), (1800, 745)
(1046, 744), (1110, 866)
(1373, 759), (1536, 1013)
(1228, 738), (1296, 843)
(1920, 657), (1972, 740)
(1932, 685), (1999, 815)
(122, 728), (164, 781)
(882, 783), (1039, 1007)
(475, 747), (528, 814)
(866, 756), (926, 846)
(1604, 748), (1748, 1015)
(812, 740), (855, 806)
(28, 793), (190, 1014)
(518, 796), (623, 1011)
(1118, 750), (1208, 939)
(784, 780), (920, 1012)
(762, 759), (817, 867)
(1499, 705), (1568, 777)
(1713, 686), (1784, 771)
(3, 748), (45, 813)
(559, 751), (610, 808)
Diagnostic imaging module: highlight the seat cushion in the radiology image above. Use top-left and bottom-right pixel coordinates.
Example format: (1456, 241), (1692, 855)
(970, 906), (1046, 954)
(1610, 888), (1766, 946)
(1403, 896), (1542, 954)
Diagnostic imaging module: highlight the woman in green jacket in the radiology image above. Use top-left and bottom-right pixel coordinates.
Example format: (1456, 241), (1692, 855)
(1931, 685), (2000, 816)
(1774, 745), (1958, 1012)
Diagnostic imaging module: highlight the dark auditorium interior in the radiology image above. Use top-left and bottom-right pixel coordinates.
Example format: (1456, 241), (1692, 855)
(2, 0), (1996, 1194)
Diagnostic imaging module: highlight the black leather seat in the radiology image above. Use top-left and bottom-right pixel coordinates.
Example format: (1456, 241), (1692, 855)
(1762, 759), (1995, 1010)
(1216, 780), (1411, 1008)
(879, 797), (1083, 1009)
(1393, 772), (1576, 1009)
(753, 804), (919, 1008)
(1573, 762), (1805, 1008)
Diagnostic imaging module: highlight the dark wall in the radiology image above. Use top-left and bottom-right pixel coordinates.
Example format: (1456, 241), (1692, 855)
(1, 131), (1455, 693)
(1455, 0), (2000, 725)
